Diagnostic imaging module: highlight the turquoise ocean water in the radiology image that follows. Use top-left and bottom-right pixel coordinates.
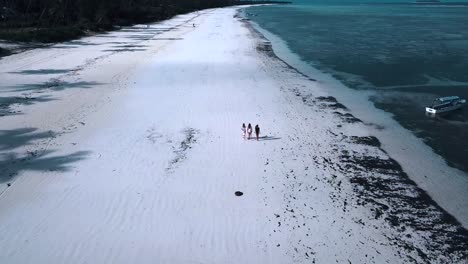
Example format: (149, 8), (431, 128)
(246, 1), (468, 173)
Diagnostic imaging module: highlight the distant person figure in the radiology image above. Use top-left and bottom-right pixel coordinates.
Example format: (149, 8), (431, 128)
(247, 123), (252, 140)
(241, 123), (246, 139)
(255, 124), (260, 140)
(193, 23), (195, 27)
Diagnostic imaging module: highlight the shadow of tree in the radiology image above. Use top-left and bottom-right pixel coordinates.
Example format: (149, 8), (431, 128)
(0, 150), (90, 183)
(8, 69), (71, 75)
(126, 36), (153, 41)
(48, 45), (79, 49)
(151, 38), (184, 41)
(7, 81), (102, 93)
(0, 95), (56, 117)
(0, 128), (54, 151)
(93, 35), (118, 38)
(118, 28), (170, 33)
(112, 44), (149, 48)
(62, 40), (100, 46)
(105, 41), (133, 45)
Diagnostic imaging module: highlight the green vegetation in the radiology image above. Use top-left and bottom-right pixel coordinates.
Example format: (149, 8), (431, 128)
(0, 0), (290, 43)
(0, 25), (86, 42)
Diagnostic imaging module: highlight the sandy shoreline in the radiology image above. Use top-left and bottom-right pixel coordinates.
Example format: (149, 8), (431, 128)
(0, 7), (467, 263)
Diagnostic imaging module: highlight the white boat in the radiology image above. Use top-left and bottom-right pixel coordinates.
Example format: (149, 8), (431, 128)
(425, 96), (466, 114)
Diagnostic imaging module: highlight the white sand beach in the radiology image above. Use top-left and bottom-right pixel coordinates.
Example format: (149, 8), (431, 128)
(0, 7), (466, 264)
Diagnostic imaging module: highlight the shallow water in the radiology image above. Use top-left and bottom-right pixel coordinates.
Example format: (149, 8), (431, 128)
(247, 3), (468, 172)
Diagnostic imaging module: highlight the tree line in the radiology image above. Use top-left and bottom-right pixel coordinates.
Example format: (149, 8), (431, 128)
(1, 0), (241, 27)
(0, 0), (290, 42)
(1, 0), (289, 27)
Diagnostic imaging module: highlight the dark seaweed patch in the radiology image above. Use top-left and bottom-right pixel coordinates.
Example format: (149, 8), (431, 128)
(166, 128), (198, 172)
(256, 41), (275, 57)
(240, 14), (316, 82)
(317, 96), (348, 110)
(328, 102), (348, 110)
(350, 136), (381, 148)
(339, 143), (468, 262)
(333, 111), (362, 123)
(316, 96), (337, 102)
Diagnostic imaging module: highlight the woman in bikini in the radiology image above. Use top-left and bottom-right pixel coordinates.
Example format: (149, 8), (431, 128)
(247, 123), (253, 140)
(241, 123), (246, 139)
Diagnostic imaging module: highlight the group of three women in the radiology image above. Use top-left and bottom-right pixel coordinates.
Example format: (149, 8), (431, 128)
(241, 123), (260, 140)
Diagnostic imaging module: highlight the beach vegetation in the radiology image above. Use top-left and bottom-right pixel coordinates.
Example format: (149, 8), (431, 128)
(0, 0), (290, 43)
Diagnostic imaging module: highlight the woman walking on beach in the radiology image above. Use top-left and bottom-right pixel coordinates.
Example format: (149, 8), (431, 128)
(241, 123), (246, 139)
(255, 124), (260, 140)
(247, 123), (252, 140)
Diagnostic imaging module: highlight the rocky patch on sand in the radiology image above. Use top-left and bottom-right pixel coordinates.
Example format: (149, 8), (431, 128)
(166, 128), (199, 173)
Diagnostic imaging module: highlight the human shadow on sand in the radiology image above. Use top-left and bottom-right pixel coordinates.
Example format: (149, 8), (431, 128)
(257, 136), (281, 141)
(0, 150), (90, 183)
